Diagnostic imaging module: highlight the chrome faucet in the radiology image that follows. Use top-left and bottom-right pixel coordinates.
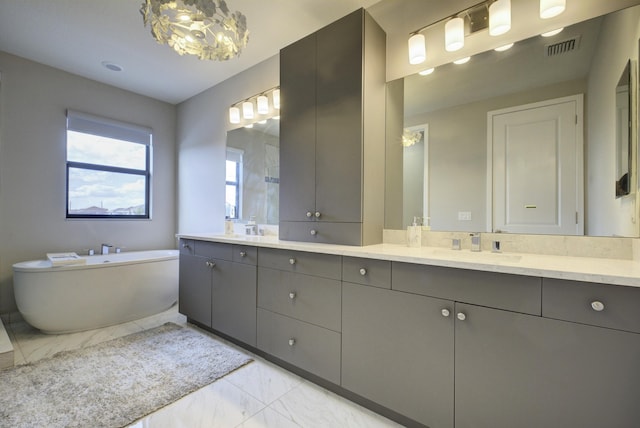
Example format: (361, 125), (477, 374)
(470, 233), (481, 252)
(245, 216), (258, 235)
(101, 243), (112, 255)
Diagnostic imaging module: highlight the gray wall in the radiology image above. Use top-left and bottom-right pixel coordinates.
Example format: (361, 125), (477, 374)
(0, 51), (177, 314)
(177, 55), (279, 234)
(586, 6), (640, 237)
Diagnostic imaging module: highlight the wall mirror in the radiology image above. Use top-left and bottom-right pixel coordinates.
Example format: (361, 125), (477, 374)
(385, 4), (640, 237)
(226, 120), (280, 225)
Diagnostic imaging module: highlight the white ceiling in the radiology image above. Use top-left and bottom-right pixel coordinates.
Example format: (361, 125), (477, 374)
(0, 0), (382, 104)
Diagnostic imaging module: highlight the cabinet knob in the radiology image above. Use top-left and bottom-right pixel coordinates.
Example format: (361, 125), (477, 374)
(359, 268), (367, 276)
(288, 338), (296, 347)
(239, 251), (247, 257)
(205, 261), (216, 268)
(310, 229), (317, 236)
(182, 242), (190, 249)
(306, 211), (313, 218)
(289, 292), (296, 300)
(457, 312), (467, 321)
(314, 211), (321, 218)
(289, 258), (296, 265)
(591, 301), (605, 312)
(441, 308), (451, 317)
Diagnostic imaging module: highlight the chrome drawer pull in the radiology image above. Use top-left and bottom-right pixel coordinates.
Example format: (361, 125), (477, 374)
(359, 268), (367, 276)
(306, 211), (313, 218)
(310, 229), (317, 236)
(288, 338), (296, 346)
(591, 301), (605, 312)
(205, 261), (216, 268)
(289, 258), (296, 265)
(289, 292), (296, 300)
(239, 251), (247, 257)
(457, 312), (467, 321)
(314, 211), (321, 218)
(441, 308), (451, 317)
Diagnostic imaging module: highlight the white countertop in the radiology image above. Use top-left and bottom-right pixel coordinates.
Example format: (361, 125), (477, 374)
(177, 234), (640, 288)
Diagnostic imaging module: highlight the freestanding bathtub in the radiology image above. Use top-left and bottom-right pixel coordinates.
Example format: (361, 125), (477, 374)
(12, 250), (178, 334)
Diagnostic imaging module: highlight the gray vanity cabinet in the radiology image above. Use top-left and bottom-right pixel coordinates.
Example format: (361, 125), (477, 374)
(178, 240), (257, 346)
(455, 302), (640, 428)
(342, 282), (454, 428)
(279, 8), (386, 246)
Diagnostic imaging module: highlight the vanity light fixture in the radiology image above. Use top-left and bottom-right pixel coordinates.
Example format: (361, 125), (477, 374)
(419, 68), (435, 76)
(257, 95), (269, 115)
(228, 86), (281, 127)
(489, 0), (511, 36)
(540, 0), (566, 19)
(454, 56), (471, 64)
(408, 0), (514, 66)
(541, 28), (564, 37)
(242, 101), (254, 120)
(494, 42), (514, 51)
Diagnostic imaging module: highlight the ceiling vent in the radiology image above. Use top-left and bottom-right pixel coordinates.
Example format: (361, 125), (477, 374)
(545, 35), (581, 57)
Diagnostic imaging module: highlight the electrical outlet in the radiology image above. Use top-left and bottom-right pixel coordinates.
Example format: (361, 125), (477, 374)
(458, 211), (472, 221)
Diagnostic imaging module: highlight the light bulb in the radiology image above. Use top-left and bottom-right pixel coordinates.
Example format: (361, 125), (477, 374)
(453, 56), (471, 65)
(272, 89), (280, 109)
(445, 17), (464, 52)
(257, 95), (269, 114)
(229, 107), (240, 124)
(541, 28), (564, 37)
(242, 101), (254, 120)
(408, 33), (426, 64)
(419, 68), (435, 76)
(540, 0), (566, 19)
(494, 43), (514, 52)
(489, 0), (511, 36)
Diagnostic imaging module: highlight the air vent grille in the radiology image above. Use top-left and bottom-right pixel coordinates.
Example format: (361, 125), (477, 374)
(545, 36), (581, 57)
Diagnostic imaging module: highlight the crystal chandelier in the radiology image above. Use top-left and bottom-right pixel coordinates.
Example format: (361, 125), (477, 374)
(140, 0), (249, 61)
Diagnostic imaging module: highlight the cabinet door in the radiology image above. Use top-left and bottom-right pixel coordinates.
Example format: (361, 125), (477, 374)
(342, 283), (454, 428)
(280, 32), (317, 222)
(178, 253), (211, 327)
(211, 260), (257, 347)
(455, 303), (640, 428)
(315, 9), (363, 223)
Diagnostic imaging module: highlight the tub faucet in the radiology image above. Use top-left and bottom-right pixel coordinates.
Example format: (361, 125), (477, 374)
(101, 243), (112, 255)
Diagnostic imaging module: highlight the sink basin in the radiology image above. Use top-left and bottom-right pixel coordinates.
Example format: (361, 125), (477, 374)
(426, 248), (522, 263)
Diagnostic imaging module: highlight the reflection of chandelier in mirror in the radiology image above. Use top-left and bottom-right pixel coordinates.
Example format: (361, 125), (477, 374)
(140, 0), (249, 61)
(402, 129), (422, 147)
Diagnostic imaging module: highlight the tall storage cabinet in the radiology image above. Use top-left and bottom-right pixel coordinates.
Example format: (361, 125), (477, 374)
(279, 8), (386, 246)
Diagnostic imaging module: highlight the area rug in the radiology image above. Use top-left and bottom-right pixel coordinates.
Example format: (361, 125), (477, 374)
(0, 323), (252, 427)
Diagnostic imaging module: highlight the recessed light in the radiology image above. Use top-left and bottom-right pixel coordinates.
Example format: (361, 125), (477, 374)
(453, 56), (471, 65)
(494, 43), (514, 52)
(101, 61), (123, 72)
(541, 28), (564, 37)
(419, 68), (435, 76)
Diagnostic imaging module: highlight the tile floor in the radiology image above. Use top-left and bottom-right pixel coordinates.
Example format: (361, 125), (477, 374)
(5, 305), (403, 428)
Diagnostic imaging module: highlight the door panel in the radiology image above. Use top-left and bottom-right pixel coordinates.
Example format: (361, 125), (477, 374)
(491, 97), (581, 234)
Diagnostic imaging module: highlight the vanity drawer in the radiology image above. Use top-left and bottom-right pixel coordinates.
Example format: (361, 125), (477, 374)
(279, 221), (363, 246)
(257, 308), (341, 384)
(258, 247), (341, 280)
(258, 267), (341, 331)
(232, 244), (257, 265)
(392, 262), (541, 315)
(179, 239), (195, 256)
(542, 279), (640, 333)
(342, 257), (391, 289)
(194, 241), (233, 261)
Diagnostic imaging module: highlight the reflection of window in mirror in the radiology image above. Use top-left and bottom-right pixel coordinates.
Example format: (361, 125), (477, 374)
(226, 148), (244, 219)
(615, 60), (631, 198)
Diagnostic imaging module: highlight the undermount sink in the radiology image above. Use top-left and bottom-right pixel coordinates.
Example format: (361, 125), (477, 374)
(427, 248), (523, 263)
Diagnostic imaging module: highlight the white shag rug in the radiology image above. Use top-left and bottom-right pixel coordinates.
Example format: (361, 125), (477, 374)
(0, 323), (252, 427)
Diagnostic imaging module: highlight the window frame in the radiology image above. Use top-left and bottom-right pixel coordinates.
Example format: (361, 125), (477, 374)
(225, 148), (243, 220)
(65, 110), (152, 219)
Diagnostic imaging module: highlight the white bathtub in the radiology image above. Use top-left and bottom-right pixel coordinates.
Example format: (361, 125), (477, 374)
(12, 250), (179, 334)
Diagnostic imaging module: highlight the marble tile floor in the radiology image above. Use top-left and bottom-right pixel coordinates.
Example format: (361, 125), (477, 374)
(5, 305), (403, 428)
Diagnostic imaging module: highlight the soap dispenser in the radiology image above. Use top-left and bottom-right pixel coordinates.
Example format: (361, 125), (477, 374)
(407, 216), (422, 248)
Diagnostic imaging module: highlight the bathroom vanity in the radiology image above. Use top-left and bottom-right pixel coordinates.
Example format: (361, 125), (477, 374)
(177, 234), (640, 428)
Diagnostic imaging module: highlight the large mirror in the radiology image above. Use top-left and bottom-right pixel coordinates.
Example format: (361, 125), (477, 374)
(226, 119), (280, 225)
(385, 5), (640, 237)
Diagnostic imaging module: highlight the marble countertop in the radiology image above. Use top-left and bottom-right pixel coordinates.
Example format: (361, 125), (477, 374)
(177, 233), (640, 288)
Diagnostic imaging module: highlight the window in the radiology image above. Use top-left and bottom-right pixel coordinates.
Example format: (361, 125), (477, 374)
(66, 110), (152, 219)
(225, 148), (243, 220)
